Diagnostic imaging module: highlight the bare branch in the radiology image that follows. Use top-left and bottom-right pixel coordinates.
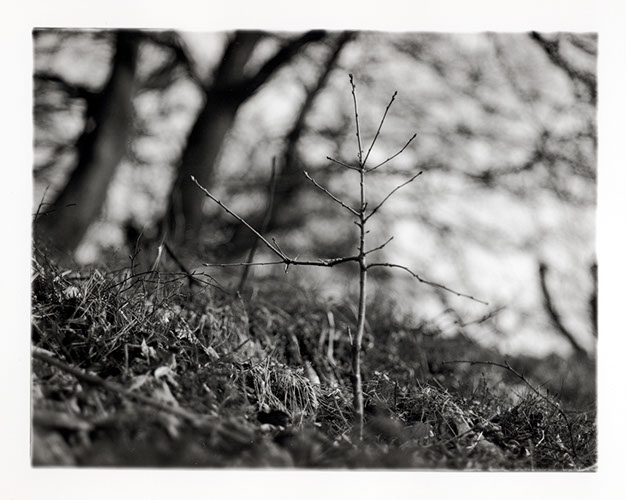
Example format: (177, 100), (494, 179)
(303, 171), (360, 216)
(363, 91), (397, 167)
(139, 30), (205, 89)
(34, 71), (96, 100)
(349, 74), (364, 165)
(204, 260), (286, 267)
(364, 236), (394, 255)
(566, 33), (597, 56)
(271, 237), (287, 256)
(529, 32), (596, 105)
(241, 30), (327, 97)
(316, 255), (360, 266)
(455, 305), (506, 328)
(238, 160), (278, 291)
(284, 31), (353, 154)
(367, 262), (488, 305)
(192, 175), (361, 271)
(365, 171), (422, 222)
(191, 175), (285, 259)
(32, 347), (204, 427)
(204, 255), (360, 269)
(366, 133), (417, 172)
(326, 156), (361, 172)
(538, 261), (588, 357)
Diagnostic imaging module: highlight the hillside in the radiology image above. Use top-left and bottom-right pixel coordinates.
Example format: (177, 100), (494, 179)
(31, 252), (596, 469)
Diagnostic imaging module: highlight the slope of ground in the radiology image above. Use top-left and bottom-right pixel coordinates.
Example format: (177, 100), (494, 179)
(30, 252), (596, 469)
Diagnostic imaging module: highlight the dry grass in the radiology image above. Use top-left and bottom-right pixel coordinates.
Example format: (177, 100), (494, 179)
(31, 251), (596, 469)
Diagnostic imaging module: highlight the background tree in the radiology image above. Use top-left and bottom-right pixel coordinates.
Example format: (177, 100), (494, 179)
(163, 30), (327, 246)
(33, 29), (329, 257)
(34, 30), (139, 256)
(226, 31), (354, 254)
(32, 31), (597, 359)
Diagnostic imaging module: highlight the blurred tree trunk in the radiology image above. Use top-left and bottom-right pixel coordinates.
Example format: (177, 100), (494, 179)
(164, 30), (327, 246)
(166, 31), (262, 244)
(538, 260), (589, 358)
(35, 31), (139, 257)
(227, 31), (353, 254)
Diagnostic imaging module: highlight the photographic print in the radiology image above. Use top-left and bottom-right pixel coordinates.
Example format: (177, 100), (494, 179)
(31, 29), (597, 470)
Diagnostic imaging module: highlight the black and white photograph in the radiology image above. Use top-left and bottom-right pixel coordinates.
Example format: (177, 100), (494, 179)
(3, 0), (626, 498)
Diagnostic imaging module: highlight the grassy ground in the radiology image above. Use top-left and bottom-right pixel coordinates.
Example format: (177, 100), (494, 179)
(30, 251), (596, 469)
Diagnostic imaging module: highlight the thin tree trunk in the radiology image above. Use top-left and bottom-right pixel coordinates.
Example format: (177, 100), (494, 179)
(352, 135), (368, 440)
(35, 31), (139, 256)
(353, 245), (367, 439)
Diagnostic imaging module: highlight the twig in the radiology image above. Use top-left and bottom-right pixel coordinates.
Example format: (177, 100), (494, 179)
(326, 310), (336, 364)
(32, 347), (204, 427)
(191, 175), (285, 259)
(348, 74), (364, 165)
(367, 133), (417, 172)
(162, 241), (208, 288)
(364, 236), (394, 255)
(365, 171), (423, 221)
(303, 171), (360, 216)
(456, 305), (505, 327)
(33, 186), (51, 223)
(326, 155), (361, 172)
(363, 91), (397, 167)
(238, 160), (278, 292)
(104, 269), (223, 294)
(239, 30), (327, 98)
(538, 261), (588, 357)
(204, 255), (360, 269)
(367, 262), (488, 305)
(205, 260), (287, 268)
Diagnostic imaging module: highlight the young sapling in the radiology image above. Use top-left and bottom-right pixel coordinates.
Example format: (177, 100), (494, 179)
(193, 75), (486, 439)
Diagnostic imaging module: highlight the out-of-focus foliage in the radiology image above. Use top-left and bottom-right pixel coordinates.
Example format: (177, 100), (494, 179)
(33, 31), (596, 357)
